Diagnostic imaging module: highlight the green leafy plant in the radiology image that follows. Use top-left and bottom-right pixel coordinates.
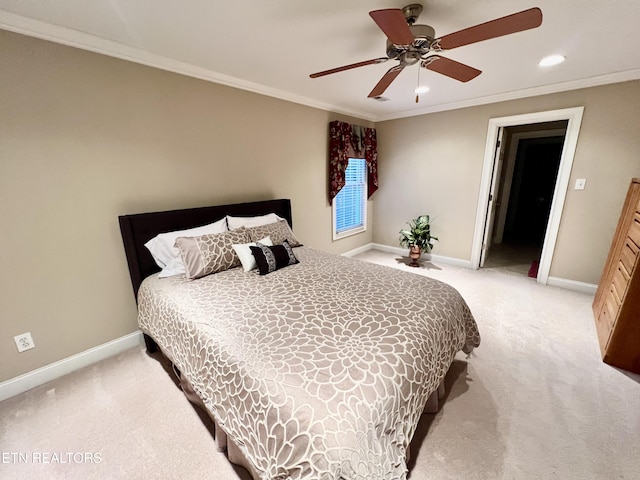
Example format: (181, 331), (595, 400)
(399, 215), (439, 252)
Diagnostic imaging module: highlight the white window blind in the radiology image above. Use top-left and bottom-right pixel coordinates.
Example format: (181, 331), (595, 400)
(333, 158), (367, 239)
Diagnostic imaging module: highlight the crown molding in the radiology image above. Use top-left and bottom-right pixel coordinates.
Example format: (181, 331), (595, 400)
(374, 69), (640, 122)
(0, 11), (377, 122)
(2, 10), (639, 124)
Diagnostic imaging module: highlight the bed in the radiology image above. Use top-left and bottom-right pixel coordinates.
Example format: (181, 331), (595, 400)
(119, 198), (480, 479)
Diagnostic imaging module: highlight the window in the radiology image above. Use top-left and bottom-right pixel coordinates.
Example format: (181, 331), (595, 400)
(333, 158), (367, 240)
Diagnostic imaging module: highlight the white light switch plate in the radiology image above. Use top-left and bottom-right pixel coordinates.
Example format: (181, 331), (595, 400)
(574, 178), (586, 190)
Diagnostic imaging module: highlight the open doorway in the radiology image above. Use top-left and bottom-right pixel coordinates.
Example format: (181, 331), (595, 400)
(471, 107), (584, 285)
(483, 122), (567, 277)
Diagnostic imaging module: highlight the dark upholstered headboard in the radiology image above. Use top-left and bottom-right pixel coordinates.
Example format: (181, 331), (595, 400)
(118, 198), (292, 302)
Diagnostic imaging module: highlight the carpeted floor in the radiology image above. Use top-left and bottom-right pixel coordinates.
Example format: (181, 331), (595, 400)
(1, 249), (639, 479)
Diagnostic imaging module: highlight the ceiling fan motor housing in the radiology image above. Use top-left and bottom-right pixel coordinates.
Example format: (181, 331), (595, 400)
(386, 24), (436, 62)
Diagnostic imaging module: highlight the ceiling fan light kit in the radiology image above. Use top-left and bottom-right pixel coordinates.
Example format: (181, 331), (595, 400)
(310, 4), (543, 100)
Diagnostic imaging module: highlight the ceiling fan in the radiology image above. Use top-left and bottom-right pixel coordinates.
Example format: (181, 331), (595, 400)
(310, 4), (543, 99)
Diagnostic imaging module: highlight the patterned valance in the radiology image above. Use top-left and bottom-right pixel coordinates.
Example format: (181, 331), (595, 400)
(328, 121), (378, 204)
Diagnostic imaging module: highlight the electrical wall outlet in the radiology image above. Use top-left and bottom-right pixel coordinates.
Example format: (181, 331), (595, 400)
(14, 332), (35, 352)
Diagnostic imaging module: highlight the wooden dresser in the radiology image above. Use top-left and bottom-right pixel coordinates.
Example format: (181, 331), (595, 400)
(593, 178), (640, 374)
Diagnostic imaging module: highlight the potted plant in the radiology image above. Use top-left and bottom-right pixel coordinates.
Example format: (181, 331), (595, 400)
(399, 214), (439, 267)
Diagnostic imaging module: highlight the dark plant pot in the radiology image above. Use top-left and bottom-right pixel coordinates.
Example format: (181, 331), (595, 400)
(409, 245), (421, 267)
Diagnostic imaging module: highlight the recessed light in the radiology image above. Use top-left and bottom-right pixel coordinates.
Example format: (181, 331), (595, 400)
(539, 55), (565, 67)
(414, 85), (430, 94)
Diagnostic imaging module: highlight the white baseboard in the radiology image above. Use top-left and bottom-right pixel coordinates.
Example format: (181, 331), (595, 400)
(547, 276), (597, 295)
(341, 243), (375, 258)
(371, 243), (475, 269)
(369, 243), (407, 256)
(0, 331), (144, 402)
(346, 243), (596, 294)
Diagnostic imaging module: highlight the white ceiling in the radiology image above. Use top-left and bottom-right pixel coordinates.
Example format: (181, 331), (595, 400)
(1, 0), (639, 121)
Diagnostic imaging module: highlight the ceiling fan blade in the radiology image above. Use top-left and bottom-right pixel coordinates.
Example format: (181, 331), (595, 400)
(369, 9), (415, 46)
(368, 65), (404, 98)
(435, 7), (543, 50)
(423, 56), (482, 82)
(310, 58), (388, 78)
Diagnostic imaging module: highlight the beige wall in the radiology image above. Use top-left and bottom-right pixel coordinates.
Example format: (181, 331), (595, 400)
(0, 31), (372, 382)
(2, 27), (638, 384)
(374, 81), (640, 283)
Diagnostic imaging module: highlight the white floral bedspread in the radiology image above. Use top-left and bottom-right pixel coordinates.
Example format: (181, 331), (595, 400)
(137, 247), (480, 479)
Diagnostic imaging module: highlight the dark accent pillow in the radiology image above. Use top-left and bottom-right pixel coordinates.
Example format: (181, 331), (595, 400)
(249, 240), (299, 275)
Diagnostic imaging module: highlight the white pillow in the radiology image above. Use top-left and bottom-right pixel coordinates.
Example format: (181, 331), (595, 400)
(226, 213), (283, 230)
(232, 236), (272, 272)
(144, 217), (228, 277)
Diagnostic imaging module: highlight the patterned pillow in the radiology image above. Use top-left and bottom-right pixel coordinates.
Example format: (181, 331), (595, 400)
(249, 240), (299, 275)
(246, 220), (302, 247)
(144, 217), (228, 277)
(174, 227), (249, 279)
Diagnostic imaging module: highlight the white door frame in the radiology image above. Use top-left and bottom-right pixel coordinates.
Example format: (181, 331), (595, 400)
(470, 107), (584, 284)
